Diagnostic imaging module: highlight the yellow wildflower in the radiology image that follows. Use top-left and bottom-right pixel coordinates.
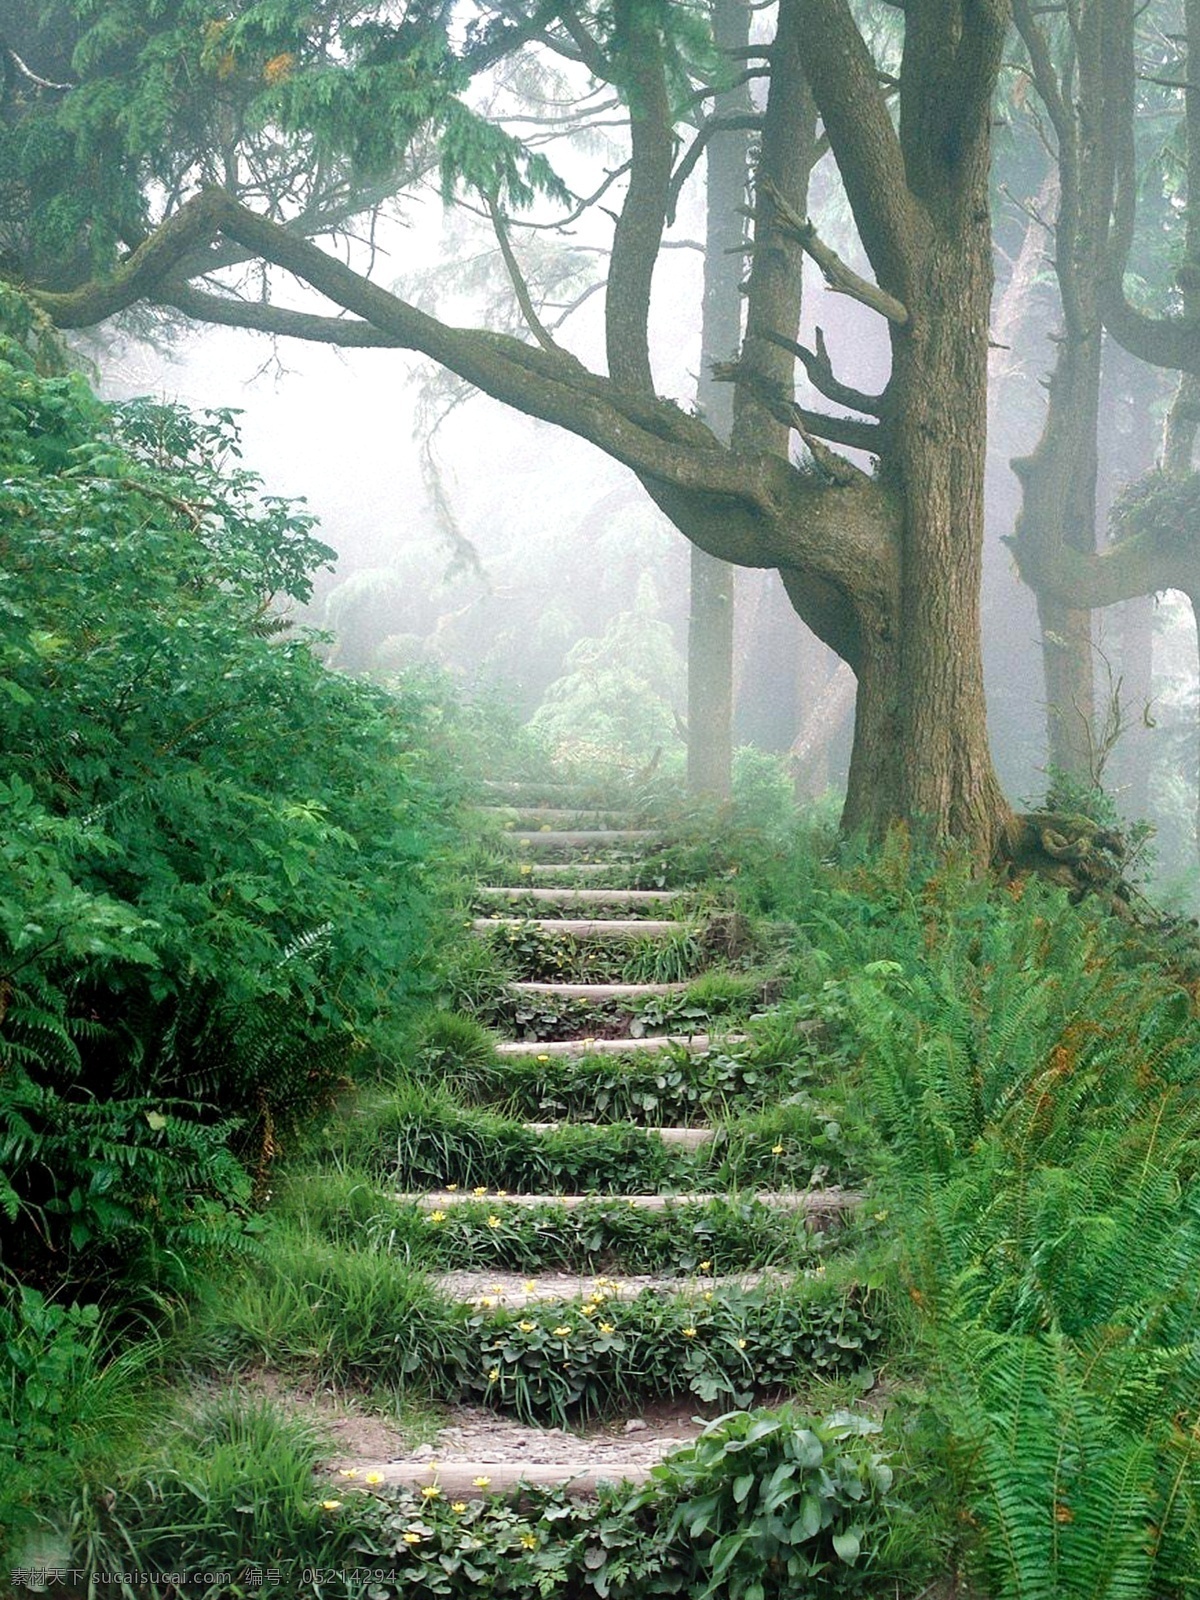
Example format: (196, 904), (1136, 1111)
(452, 1501), (468, 1514)
(523, 1279), (537, 1292)
(682, 1327), (697, 1338)
(703, 1292), (713, 1302)
(487, 1215), (502, 1229)
(581, 1302), (598, 1317)
(428, 1210), (446, 1225)
(521, 1533), (538, 1550)
(321, 1499), (342, 1511)
(402, 1530), (422, 1545)
(446, 1183), (459, 1192)
(520, 864), (533, 875)
(497, 1189), (508, 1197)
(737, 1338), (748, 1349)
(772, 1143), (785, 1156)
(480, 1295), (497, 1308)
(338, 1468), (359, 1479)
(698, 1261), (712, 1272)
(473, 1185), (488, 1196)
(364, 1471), (385, 1486)
(599, 1322), (615, 1334)
(553, 1325), (572, 1338)
(536, 1053), (550, 1062)
(421, 1485), (441, 1501)
(519, 1320), (536, 1333)
(489, 1366), (500, 1382)
(473, 1475), (492, 1488)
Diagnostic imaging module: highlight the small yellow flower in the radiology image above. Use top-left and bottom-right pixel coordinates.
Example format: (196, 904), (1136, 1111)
(703, 1291), (713, 1302)
(581, 1302), (598, 1317)
(452, 1501), (468, 1513)
(520, 1532), (538, 1550)
(599, 1322), (615, 1334)
(446, 1183), (459, 1192)
(536, 1053), (550, 1062)
(523, 1279), (537, 1292)
(473, 1475), (492, 1488)
(520, 864), (533, 875)
(402, 1530), (422, 1545)
(338, 1468), (359, 1479)
(737, 1337), (748, 1349)
(487, 1214), (502, 1229)
(492, 1284), (505, 1294)
(480, 1295), (497, 1308)
(497, 1189), (508, 1197)
(321, 1499), (342, 1511)
(771, 1143), (785, 1156)
(473, 1185), (488, 1196)
(429, 1210), (446, 1225)
(489, 1366), (500, 1382)
(421, 1485), (441, 1501)
(874, 1209), (889, 1222)
(682, 1326), (697, 1338)
(519, 1320), (536, 1332)
(364, 1471), (385, 1485)
(698, 1261), (712, 1272)
(553, 1325), (573, 1338)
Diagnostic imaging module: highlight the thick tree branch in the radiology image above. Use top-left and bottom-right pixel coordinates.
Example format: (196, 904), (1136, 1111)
(605, 0), (673, 389)
(29, 189), (899, 601)
(789, 0), (924, 293)
(1008, 527), (1200, 607)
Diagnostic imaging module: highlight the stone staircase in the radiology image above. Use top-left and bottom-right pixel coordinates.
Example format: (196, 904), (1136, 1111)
(327, 776), (861, 1500)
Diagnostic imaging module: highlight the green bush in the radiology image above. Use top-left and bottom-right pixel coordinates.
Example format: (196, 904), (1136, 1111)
(0, 298), (457, 1294)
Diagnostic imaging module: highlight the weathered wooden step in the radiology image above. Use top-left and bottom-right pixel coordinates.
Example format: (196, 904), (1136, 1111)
(332, 1460), (651, 1496)
(477, 886), (682, 907)
(494, 1033), (743, 1058)
(411, 1188), (858, 1216)
(510, 980), (688, 999)
(474, 918), (680, 937)
(512, 830), (657, 851)
(523, 1122), (713, 1148)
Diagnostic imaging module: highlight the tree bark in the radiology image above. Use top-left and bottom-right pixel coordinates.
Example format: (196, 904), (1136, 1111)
(687, 0), (753, 800)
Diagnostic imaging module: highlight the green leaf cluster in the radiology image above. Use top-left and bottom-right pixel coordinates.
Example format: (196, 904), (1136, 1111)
(0, 298), (456, 1297)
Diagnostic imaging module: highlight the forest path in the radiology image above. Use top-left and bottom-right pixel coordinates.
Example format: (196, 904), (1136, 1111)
(323, 776), (863, 1500)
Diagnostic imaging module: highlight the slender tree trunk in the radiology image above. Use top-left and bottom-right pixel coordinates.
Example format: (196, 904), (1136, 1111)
(687, 0), (752, 799)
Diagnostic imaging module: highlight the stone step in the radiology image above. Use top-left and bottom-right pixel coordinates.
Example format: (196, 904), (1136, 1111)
(523, 1122), (712, 1148)
(527, 863), (633, 878)
(332, 1460), (652, 1496)
(410, 1188), (859, 1217)
(481, 806), (639, 828)
(510, 980), (688, 999)
(433, 1268), (779, 1307)
(512, 830), (657, 852)
(477, 886), (683, 907)
(474, 917), (681, 938)
(494, 1033), (742, 1058)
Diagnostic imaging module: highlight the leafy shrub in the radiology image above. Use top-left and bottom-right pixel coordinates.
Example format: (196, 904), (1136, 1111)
(639, 1405), (895, 1598)
(0, 304), (457, 1293)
